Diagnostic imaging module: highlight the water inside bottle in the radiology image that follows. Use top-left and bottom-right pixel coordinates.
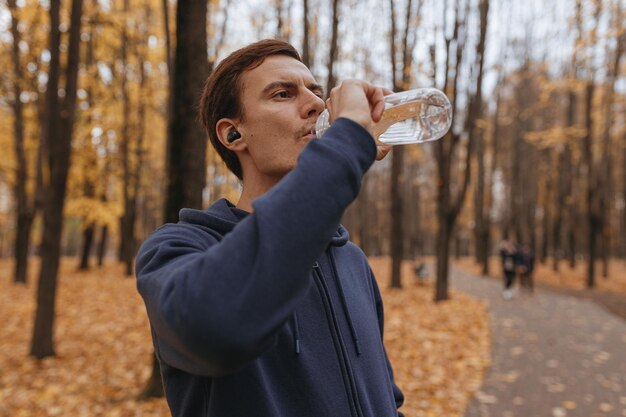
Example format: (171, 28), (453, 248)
(314, 87), (452, 145)
(372, 91), (452, 145)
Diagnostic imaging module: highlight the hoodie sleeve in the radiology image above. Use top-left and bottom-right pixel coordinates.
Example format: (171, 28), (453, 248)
(370, 268), (405, 416)
(136, 118), (377, 377)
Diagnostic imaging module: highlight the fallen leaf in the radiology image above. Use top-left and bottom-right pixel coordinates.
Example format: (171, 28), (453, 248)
(562, 401), (577, 409)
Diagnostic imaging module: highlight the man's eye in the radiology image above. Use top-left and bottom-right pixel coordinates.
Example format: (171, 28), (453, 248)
(275, 91), (289, 98)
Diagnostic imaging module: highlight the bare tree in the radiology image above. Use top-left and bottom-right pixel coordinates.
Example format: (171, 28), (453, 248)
(434, 0), (489, 301)
(598, 0), (624, 276)
(583, 81), (599, 288)
(388, 0), (402, 288)
(302, 0), (311, 67)
(31, 0), (84, 358)
(325, 0), (340, 95)
(274, 0), (292, 41)
(78, 2), (99, 270)
(140, 0), (209, 399)
(163, 0), (209, 222)
(8, 0), (34, 284)
(118, 0), (137, 276)
(581, 0), (603, 288)
(388, 0), (421, 288)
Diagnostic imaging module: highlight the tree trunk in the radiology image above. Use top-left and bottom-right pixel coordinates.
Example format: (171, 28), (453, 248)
(553, 149), (569, 271)
(435, 215), (452, 301)
(601, 230), (609, 278)
(302, 0), (310, 68)
(587, 221), (597, 288)
(388, 0), (417, 287)
(474, 130), (486, 265)
(31, 0), (84, 359)
(141, 0), (209, 399)
(118, 0), (136, 274)
(79, 226), (95, 270)
(565, 92), (577, 269)
(482, 78), (503, 277)
(14, 213), (34, 283)
(434, 0), (489, 301)
(599, 12), (623, 274)
(583, 82), (597, 289)
(407, 168), (423, 258)
(623, 144), (626, 259)
(325, 0), (340, 95)
(9, 0), (34, 284)
(97, 225), (108, 267)
(163, 0), (209, 223)
(127, 20), (149, 276)
(138, 0), (173, 397)
(388, 0), (400, 288)
(274, 0), (288, 40)
(568, 215), (577, 268)
(480, 225), (490, 276)
(620, 143), (626, 259)
(541, 167), (550, 264)
(78, 10), (98, 272)
(390, 147), (404, 288)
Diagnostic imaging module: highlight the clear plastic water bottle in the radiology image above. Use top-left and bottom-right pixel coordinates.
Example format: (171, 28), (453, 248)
(314, 87), (452, 145)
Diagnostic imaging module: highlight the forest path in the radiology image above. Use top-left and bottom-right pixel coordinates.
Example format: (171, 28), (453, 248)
(450, 266), (626, 417)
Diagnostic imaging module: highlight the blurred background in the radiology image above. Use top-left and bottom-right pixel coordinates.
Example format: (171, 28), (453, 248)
(1, 0), (625, 289)
(0, 0), (624, 415)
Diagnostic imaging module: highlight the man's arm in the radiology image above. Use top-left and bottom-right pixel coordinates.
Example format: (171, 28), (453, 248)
(137, 119), (376, 377)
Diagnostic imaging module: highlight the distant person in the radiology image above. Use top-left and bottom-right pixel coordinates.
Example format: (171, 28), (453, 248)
(414, 260), (428, 285)
(499, 239), (517, 300)
(135, 40), (404, 417)
(517, 243), (535, 293)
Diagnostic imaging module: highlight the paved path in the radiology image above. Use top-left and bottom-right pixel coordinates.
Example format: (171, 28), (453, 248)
(450, 266), (626, 417)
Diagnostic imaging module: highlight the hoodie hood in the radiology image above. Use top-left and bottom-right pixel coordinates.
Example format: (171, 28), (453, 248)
(178, 199), (242, 234)
(179, 198), (349, 247)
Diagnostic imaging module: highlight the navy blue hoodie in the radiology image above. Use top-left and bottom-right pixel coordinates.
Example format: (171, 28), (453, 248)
(136, 118), (405, 416)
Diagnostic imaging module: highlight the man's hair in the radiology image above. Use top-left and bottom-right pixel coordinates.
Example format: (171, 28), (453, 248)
(199, 39), (302, 180)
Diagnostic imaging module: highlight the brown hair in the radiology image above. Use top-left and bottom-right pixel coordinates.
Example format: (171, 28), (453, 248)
(199, 39), (302, 180)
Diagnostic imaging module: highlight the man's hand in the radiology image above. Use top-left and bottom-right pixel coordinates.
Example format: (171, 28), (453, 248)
(325, 79), (394, 161)
(326, 80), (389, 134)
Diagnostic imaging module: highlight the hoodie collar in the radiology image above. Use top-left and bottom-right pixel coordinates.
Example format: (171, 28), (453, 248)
(178, 199), (243, 234)
(180, 198), (349, 247)
(331, 225), (349, 247)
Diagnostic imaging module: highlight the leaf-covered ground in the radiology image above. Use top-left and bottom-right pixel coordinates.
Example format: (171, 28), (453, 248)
(0, 257), (489, 417)
(369, 257), (490, 417)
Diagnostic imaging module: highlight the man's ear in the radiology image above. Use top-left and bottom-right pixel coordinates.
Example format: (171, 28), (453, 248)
(216, 119), (247, 151)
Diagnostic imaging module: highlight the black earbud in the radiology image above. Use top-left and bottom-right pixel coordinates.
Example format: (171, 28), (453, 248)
(227, 130), (241, 143)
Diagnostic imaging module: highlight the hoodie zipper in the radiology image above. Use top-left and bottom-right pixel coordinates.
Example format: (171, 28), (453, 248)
(313, 262), (364, 417)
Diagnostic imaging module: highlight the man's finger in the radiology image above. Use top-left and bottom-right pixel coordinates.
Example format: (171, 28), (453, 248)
(375, 144), (393, 161)
(371, 99), (385, 123)
(325, 98), (333, 123)
(369, 86), (386, 123)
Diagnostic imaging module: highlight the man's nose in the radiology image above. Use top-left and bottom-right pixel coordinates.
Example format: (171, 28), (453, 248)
(302, 90), (325, 118)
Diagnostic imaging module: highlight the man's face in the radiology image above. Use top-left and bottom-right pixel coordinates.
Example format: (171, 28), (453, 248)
(236, 55), (325, 181)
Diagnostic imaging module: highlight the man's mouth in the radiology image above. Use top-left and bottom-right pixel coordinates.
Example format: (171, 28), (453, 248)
(299, 125), (316, 139)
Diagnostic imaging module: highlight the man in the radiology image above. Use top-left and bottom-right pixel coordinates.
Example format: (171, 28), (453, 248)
(517, 243), (534, 293)
(136, 39), (404, 417)
(499, 238), (517, 300)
